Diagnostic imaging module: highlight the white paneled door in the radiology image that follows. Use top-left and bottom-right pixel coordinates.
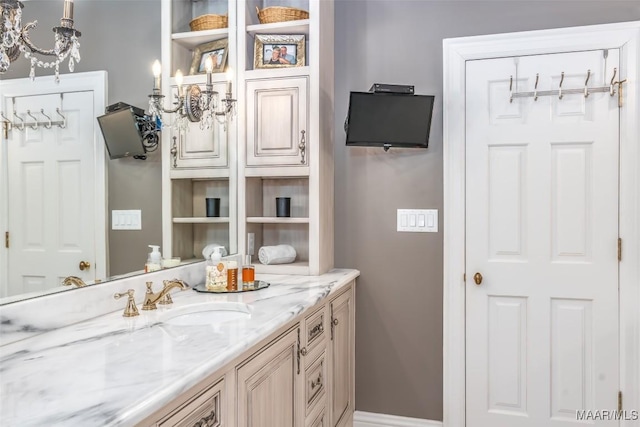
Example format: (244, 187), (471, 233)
(7, 91), (98, 295)
(466, 50), (620, 426)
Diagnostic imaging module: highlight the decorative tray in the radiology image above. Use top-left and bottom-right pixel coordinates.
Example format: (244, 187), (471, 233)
(192, 281), (270, 293)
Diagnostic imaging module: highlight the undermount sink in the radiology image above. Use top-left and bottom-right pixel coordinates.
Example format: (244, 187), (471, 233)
(159, 302), (251, 326)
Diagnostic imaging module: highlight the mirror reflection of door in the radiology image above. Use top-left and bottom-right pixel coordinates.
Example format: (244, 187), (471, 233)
(1, 75), (107, 298)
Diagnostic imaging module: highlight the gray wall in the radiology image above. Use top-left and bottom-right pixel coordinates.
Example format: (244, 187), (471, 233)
(1, 1), (161, 276)
(333, 0), (640, 421)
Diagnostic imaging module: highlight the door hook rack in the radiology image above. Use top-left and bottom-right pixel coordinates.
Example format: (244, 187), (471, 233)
(509, 68), (626, 106)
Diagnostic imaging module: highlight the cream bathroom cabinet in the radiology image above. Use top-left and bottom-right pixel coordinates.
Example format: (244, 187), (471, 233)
(140, 281), (355, 427)
(245, 76), (309, 168)
(160, 0), (334, 274)
(161, 0), (238, 260)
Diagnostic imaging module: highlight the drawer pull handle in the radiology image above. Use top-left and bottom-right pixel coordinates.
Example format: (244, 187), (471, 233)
(308, 321), (324, 341)
(192, 409), (216, 427)
(311, 372), (323, 390)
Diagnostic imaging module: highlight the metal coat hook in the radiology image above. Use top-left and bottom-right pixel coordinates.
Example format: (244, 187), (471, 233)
(610, 67), (618, 96)
(533, 73), (539, 101)
(509, 75), (513, 103)
(0, 111), (10, 123)
(56, 108), (66, 128)
(558, 72), (565, 100)
(26, 110), (39, 130)
(40, 109), (52, 129)
(13, 111), (25, 131)
(584, 69), (591, 98)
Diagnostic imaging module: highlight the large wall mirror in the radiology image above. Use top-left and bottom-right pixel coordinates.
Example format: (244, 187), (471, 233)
(0, 0), (237, 303)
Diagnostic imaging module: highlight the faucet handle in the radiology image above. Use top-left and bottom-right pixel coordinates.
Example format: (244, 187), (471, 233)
(145, 281), (154, 293)
(114, 289), (140, 317)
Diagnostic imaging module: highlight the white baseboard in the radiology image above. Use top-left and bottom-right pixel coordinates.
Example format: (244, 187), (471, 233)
(353, 411), (443, 427)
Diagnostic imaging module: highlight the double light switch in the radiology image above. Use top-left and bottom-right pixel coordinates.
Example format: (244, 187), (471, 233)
(397, 209), (438, 233)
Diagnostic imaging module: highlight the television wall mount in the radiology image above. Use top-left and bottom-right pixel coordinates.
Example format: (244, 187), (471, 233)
(369, 83), (415, 95)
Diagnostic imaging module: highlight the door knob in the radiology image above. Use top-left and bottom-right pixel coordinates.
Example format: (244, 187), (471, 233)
(79, 261), (91, 271)
(473, 272), (483, 285)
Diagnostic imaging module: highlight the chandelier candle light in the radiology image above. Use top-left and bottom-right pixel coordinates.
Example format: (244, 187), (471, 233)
(148, 59), (236, 131)
(0, 0), (81, 80)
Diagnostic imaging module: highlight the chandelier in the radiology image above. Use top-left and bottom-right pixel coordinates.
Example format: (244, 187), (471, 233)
(148, 58), (236, 131)
(0, 0), (81, 80)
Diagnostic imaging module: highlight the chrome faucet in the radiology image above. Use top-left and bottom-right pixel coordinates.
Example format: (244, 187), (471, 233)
(62, 276), (87, 287)
(142, 279), (189, 310)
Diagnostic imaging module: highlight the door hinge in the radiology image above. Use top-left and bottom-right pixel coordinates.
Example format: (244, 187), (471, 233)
(4, 231), (8, 249)
(618, 238), (622, 261)
(618, 391), (623, 411)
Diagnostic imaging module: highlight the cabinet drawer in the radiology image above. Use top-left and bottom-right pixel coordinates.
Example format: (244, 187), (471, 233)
(304, 307), (326, 352)
(305, 350), (327, 417)
(157, 379), (223, 427)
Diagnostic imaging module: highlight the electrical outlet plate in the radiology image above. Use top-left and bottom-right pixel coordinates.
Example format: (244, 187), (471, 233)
(397, 209), (438, 233)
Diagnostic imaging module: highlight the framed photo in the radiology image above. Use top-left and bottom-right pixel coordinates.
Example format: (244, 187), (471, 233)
(254, 34), (305, 69)
(190, 38), (229, 75)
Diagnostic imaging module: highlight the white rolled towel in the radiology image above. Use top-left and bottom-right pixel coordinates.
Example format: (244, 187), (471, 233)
(258, 245), (297, 265)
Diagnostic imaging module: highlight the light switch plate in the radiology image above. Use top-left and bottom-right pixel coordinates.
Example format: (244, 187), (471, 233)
(397, 209), (438, 233)
(112, 210), (142, 230)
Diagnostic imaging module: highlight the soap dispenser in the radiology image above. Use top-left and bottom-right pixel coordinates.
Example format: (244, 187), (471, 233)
(145, 245), (162, 272)
(206, 246), (227, 291)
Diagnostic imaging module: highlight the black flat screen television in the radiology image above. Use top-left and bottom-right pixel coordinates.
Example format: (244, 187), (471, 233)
(345, 91), (435, 149)
(97, 106), (147, 159)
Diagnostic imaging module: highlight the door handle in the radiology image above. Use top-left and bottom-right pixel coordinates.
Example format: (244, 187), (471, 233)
(79, 261), (91, 271)
(473, 272), (483, 285)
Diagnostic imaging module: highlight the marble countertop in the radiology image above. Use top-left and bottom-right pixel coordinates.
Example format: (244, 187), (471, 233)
(0, 269), (359, 426)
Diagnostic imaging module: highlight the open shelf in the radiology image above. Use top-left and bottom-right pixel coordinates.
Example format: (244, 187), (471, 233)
(246, 19), (309, 37)
(254, 261), (310, 275)
(172, 28), (230, 49)
(246, 217), (309, 224)
(173, 217), (230, 224)
(244, 66), (310, 80)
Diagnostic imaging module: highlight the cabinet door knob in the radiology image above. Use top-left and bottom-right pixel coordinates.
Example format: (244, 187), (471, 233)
(300, 347), (308, 357)
(332, 318), (339, 326)
(299, 130), (306, 164)
(79, 261), (91, 271)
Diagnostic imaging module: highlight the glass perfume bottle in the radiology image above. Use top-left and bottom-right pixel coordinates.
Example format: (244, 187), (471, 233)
(242, 255), (255, 290)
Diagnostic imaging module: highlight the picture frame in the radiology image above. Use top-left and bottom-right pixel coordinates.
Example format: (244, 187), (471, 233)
(190, 38), (229, 75)
(254, 34), (306, 69)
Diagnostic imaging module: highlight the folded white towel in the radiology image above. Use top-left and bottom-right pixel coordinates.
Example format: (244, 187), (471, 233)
(202, 244), (228, 260)
(258, 245), (297, 265)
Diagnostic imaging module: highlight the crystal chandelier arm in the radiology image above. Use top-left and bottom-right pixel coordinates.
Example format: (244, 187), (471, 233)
(19, 22), (68, 57)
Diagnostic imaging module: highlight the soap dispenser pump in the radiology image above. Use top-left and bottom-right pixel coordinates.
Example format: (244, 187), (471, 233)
(146, 245), (162, 272)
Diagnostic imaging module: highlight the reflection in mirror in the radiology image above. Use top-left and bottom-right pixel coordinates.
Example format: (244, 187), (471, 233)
(0, 1), (209, 304)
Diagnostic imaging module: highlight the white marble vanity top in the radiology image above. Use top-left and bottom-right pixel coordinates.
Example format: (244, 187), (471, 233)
(0, 268), (359, 426)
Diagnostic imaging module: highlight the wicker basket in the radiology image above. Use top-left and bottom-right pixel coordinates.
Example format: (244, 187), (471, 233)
(256, 6), (309, 24)
(189, 14), (228, 31)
